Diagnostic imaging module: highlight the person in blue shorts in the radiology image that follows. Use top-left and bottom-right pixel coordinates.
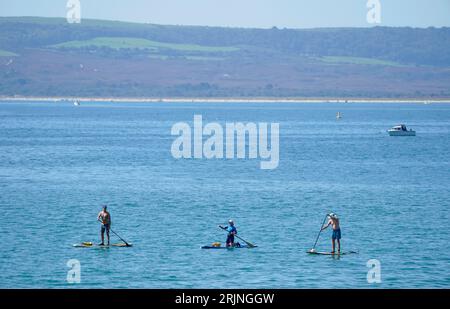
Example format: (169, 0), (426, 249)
(223, 220), (237, 247)
(321, 213), (341, 253)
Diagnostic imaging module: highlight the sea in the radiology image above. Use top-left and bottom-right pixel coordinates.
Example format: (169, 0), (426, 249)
(0, 101), (449, 288)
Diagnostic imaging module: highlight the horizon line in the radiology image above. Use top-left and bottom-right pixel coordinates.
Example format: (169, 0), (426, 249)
(1, 15), (449, 31)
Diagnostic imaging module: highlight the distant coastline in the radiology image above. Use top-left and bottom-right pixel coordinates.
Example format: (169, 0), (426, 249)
(1, 96), (450, 103)
(2, 18), (450, 101)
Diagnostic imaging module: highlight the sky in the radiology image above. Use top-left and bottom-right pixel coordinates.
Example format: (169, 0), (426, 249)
(0, 0), (449, 28)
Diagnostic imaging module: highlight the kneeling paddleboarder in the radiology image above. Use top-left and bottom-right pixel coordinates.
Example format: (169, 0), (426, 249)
(321, 213), (341, 253)
(97, 205), (111, 246)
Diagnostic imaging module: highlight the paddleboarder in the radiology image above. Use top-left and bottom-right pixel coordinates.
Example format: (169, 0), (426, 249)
(221, 220), (237, 247)
(97, 205), (111, 246)
(321, 213), (341, 253)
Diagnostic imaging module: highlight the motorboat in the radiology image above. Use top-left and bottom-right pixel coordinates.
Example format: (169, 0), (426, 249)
(388, 124), (416, 136)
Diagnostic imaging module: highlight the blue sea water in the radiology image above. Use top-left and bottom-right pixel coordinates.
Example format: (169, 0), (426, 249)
(0, 101), (449, 288)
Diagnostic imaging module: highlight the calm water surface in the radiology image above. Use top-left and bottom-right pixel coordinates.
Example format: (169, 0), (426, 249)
(0, 101), (449, 288)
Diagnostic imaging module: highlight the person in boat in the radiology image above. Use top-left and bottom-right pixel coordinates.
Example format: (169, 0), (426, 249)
(321, 213), (341, 253)
(97, 205), (111, 246)
(222, 220), (237, 247)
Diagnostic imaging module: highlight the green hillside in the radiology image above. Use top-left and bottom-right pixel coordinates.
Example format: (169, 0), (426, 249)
(0, 17), (449, 98)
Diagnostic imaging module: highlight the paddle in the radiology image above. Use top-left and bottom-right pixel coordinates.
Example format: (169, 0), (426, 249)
(219, 225), (256, 248)
(310, 214), (329, 252)
(97, 219), (132, 247)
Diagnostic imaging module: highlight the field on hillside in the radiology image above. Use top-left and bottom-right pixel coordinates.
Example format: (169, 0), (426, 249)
(0, 49), (18, 57)
(316, 56), (404, 67)
(51, 37), (240, 53)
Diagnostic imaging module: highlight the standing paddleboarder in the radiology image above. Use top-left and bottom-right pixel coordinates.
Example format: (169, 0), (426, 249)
(97, 205), (111, 246)
(220, 220), (238, 247)
(321, 213), (341, 253)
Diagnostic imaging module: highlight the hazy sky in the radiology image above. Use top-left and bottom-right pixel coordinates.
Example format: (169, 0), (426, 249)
(0, 0), (449, 28)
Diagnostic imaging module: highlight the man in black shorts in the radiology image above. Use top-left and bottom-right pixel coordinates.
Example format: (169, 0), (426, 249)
(97, 205), (111, 246)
